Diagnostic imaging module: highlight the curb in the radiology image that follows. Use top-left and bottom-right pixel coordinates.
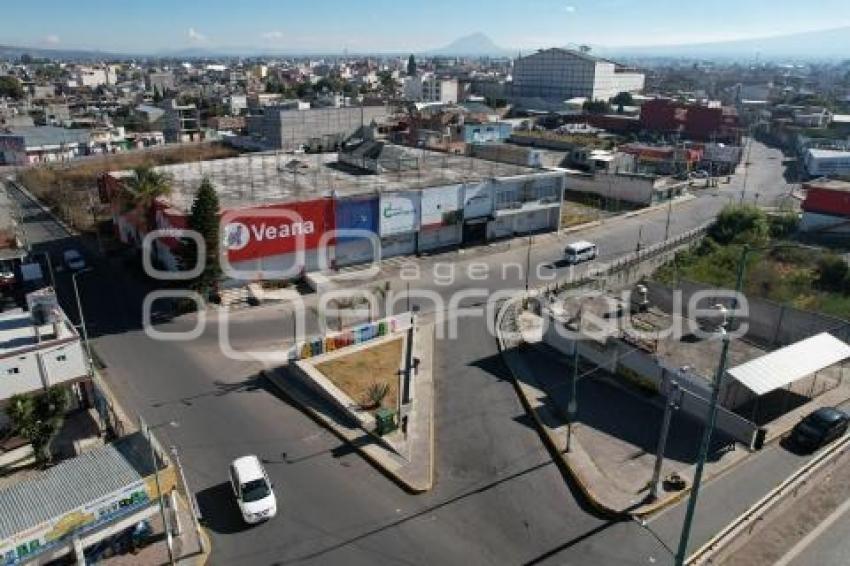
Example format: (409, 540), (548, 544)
(494, 301), (624, 519)
(495, 299), (705, 519)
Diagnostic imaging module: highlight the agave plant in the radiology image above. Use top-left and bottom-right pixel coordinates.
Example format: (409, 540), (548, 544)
(363, 382), (390, 409)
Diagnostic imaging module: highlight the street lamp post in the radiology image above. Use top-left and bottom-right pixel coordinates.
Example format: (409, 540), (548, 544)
(674, 242), (807, 565)
(525, 235), (533, 292)
(664, 197), (674, 241)
(649, 377), (681, 501)
(170, 445), (207, 555)
(565, 341), (579, 452)
(71, 268), (94, 376)
(143, 419), (179, 566)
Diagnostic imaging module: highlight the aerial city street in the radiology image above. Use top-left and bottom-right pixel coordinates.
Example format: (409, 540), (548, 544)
(2, 2), (850, 565)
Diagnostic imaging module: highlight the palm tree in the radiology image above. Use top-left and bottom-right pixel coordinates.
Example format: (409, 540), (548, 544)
(124, 165), (172, 232)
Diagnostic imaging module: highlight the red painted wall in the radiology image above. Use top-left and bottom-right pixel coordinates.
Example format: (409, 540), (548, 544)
(221, 199), (335, 262)
(802, 187), (850, 217)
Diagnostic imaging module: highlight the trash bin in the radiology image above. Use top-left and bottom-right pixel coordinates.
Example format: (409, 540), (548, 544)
(375, 408), (398, 436)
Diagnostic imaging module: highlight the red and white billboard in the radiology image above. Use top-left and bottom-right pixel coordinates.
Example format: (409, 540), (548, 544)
(221, 198), (335, 262)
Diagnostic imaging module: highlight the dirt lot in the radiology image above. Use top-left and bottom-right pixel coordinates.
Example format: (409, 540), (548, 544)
(315, 337), (403, 412)
(16, 143), (239, 232)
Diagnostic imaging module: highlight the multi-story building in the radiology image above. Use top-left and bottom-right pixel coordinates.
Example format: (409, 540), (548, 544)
(403, 74), (459, 104)
(245, 105), (392, 151)
(511, 48), (644, 102)
(640, 99), (742, 143)
(0, 290), (89, 430)
(160, 99), (202, 143)
(146, 71), (175, 94)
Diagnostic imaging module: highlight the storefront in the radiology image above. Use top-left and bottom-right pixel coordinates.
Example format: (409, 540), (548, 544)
(379, 191), (420, 259)
(334, 195), (380, 267)
(462, 182), (494, 245)
(418, 185), (463, 252)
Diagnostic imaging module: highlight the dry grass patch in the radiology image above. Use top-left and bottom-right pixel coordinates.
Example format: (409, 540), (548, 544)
(17, 143), (239, 232)
(315, 337), (403, 413)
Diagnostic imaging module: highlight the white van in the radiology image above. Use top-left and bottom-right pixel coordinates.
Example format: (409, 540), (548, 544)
(564, 241), (598, 264)
(229, 455), (277, 524)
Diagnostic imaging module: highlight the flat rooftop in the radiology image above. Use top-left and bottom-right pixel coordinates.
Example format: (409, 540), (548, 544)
(549, 297), (767, 382)
(0, 308), (77, 356)
(112, 147), (541, 213)
(805, 178), (850, 192)
(629, 308), (768, 381)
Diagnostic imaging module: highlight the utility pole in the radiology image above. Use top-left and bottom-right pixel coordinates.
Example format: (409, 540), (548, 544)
(72, 268), (94, 376)
(170, 445), (207, 555)
(401, 305), (419, 406)
(142, 419), (178, 566)
(675, 253), (747, 565)
(565, 340), (579, 452)
(649, 377), (681, 501)
(664, 197), (674, 241)
(525, 235), (533, 292)
(636, 225), (643, 254)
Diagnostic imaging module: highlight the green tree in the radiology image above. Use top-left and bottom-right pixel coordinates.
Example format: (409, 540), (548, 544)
(816, 254), (849, 293)
(125, 166), (172, 231)
(610, 91), (634, 112)
(0, 76), (25, 100)
(7, 387), (69, 466)
(582, 99), (611, 114)
(179, 178), (221, 294)
(708, 204), (770, 246)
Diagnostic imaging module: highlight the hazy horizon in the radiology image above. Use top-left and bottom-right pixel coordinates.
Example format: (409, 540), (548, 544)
(2, 0), (850, 56)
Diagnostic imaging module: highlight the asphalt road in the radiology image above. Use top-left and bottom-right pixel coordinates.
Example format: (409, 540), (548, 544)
(3, 139), (807, 565)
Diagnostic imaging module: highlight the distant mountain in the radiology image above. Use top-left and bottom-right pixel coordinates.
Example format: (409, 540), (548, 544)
(598, 26), (850, 61)
(429, 33), (512, 57)
(0, 44), (127, 61)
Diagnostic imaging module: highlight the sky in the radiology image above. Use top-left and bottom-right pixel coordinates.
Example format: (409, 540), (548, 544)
(2, 0), (850, 54)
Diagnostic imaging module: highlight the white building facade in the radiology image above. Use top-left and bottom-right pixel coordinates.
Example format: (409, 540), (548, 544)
(512, 48), (645, 102)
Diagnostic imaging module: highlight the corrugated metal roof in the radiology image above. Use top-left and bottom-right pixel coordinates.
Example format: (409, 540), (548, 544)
(0, 432), (155, 541)
(727, 333), (850, 396)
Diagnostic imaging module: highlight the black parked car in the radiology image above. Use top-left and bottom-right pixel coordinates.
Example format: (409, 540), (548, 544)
(790, 407), (849, 451)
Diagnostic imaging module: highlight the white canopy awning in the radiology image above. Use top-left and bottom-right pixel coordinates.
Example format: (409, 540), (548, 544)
(727, 333), (850, 396)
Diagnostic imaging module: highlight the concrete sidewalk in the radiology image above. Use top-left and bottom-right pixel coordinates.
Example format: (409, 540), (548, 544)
(501, 305), (850, 519)
(100, 492), (209, 566)
(265, 322), (435, 492)
(498, 302), (747, 517)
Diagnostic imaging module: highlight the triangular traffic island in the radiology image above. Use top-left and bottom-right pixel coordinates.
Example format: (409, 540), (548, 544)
(265, 314), (435, 492)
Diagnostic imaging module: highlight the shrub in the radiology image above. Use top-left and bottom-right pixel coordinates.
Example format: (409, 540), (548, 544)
(815, 254), (849, 293)
(363, 382), (390, 409)
(708, 204), (770, 246)
(769, 212), (800, 239)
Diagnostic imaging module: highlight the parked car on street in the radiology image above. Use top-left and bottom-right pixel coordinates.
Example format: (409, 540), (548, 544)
(789, 407), (849, 451)
(63, 249), (86, 271)
(229, 455), (277, 524)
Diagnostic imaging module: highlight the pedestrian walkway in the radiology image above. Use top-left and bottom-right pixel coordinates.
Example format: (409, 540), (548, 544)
(100, 492), (209, 566)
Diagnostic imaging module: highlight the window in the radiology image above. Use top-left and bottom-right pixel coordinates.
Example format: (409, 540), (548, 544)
(7, 367), (19, 374)
(56, 354), (67, 362)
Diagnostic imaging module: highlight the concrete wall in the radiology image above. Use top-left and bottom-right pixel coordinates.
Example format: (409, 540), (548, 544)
(0, 337), (87, 401)
(258, 106), (391, 151)
(646, 280), (850, 348)
(542, 316), (758, 446)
